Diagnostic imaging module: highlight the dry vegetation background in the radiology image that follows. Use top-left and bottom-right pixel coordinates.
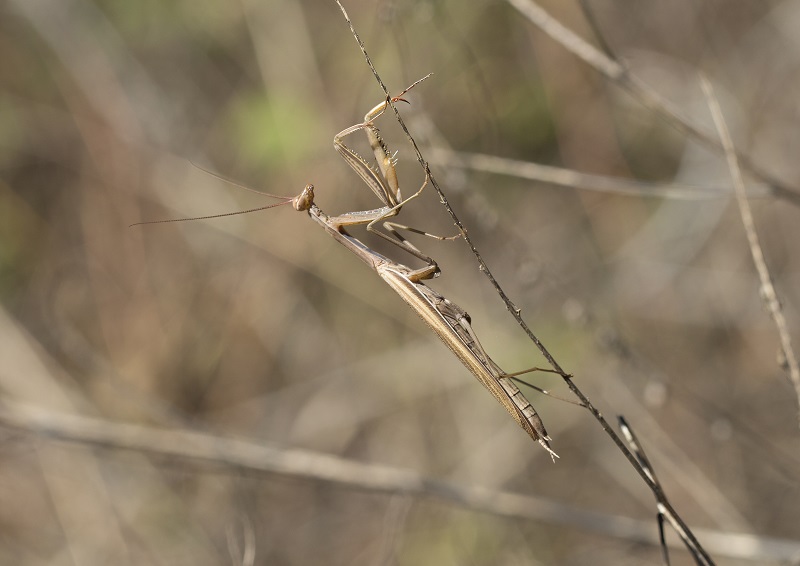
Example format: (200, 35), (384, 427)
(2, 0), (800, 564)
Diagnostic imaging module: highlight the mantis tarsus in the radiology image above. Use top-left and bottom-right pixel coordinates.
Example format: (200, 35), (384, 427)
(133, 79), (558, 459)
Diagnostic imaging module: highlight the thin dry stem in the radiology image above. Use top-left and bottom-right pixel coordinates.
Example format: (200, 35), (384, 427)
(701, 76), (800, 423)
(333, 1), (713, 560)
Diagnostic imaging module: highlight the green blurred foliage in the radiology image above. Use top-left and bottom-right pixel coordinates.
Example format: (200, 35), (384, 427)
(230, 90), (319, 169)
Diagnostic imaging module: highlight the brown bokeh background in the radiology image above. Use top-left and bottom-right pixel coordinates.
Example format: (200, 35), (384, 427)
(2, 0), (800, 564)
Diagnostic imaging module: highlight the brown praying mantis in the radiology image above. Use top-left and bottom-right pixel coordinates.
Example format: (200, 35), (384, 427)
(133, 78), (559, 459)
(288, 183), (558, 459)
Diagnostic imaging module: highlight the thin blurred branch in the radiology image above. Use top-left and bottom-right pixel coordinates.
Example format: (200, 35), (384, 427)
(701, 76), (800, 422)
(226, 515), (256, 566)
(504, 0), (800, 207)
(1, 404), (798, 562)
(376, 495), (412, 566)
(426, 147), (770, 200)
(9, 0), (166, 142)
(576, 0), (615, 59)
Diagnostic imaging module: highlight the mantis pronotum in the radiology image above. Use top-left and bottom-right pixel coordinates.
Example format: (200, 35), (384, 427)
(133, 80), (558, 459)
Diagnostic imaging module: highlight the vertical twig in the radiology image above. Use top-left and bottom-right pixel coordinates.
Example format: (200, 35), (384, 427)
(700, 76), (800, 423)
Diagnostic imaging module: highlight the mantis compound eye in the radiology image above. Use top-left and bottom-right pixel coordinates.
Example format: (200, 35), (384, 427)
(293, 185), (315, 212)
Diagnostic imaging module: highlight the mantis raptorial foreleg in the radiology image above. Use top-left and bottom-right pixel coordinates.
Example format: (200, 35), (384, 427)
(333, 101), (402, 211)
(333, 75), (434, 212)
(329, 75), (459, 275)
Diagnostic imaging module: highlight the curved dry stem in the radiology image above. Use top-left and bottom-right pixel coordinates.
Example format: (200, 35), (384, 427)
(701, 76), (800, 423)
(1, 404), (797, 562)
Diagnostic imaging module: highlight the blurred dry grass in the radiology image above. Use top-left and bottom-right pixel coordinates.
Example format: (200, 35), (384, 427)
(2, 0), (800, 564)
